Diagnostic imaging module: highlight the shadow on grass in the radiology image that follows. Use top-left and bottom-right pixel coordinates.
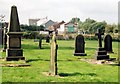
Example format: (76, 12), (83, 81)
(85, 47), (96, 50)
(58, 46), (74, 50)
(22, 44), (50, 50)
(59, 72), (97, 77)
(26, 58), (49, 63)
(22, 44), (39, 49)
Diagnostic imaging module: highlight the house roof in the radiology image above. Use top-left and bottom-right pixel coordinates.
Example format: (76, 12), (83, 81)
(42, 20), (56, 28)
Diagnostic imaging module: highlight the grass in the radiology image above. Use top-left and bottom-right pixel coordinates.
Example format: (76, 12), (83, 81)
(1, 39), (119, 82)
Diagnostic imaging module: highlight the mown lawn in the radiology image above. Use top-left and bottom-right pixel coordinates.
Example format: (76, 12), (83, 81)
(1, 39), (119, 82)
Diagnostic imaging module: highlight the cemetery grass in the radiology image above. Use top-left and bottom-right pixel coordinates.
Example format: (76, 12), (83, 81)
(1, 39), (119, 82)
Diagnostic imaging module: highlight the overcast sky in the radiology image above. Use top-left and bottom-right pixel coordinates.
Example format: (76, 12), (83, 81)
(0, 0), (119, 24)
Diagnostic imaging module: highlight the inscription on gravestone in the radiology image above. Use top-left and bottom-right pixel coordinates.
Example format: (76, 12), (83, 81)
(10, 38), (20, 48)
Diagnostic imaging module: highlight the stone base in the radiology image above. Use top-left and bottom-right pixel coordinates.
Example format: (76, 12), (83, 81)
(95, 47), (109, 60)
(6, 49), (23, 56)
(95, 55), (109, 60)
(6, 56), (25, 61)
(74, 53), (87, 56)
(107, 51), (114, 53)
(6, 48), (25, 61)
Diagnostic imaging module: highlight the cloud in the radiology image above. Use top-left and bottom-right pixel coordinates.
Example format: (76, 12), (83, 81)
(0, 0), (119, 24)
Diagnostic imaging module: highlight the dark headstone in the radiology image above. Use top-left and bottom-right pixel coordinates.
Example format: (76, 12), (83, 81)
(94, 28), (109, 60)
(46, 35), (50, 43)
(6, 5), (25, 61)
(104, 34), (113, 53)
(49, 32), (58, 76)
(39, 36), (42, 49)
(0, 28), (3, 45)
(74, 34), (87, 56)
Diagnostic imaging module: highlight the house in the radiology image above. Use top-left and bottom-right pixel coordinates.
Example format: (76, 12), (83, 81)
(64, 22), (78, 33)
(48, 21), (65, 35)
(42, 20), (56, 30)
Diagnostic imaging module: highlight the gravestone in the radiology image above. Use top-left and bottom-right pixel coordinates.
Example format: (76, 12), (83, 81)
(95, 28), (109, 60)
(39, 36), (42, 49)
(0, 28), (3, 45)
(6, 5), (25, 61)
(2, 26), (7, 52)
(104, 34), (113, 53)
(46, 35), (50, 43)
(49, 32), (58, 76)
(74, 34), (87, 56)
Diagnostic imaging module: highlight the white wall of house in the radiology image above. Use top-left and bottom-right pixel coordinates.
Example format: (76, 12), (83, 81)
(57, 24), (65, 35)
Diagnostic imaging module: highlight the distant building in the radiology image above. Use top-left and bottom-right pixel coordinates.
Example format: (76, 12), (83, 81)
(42, 20), (56, 29)
(29, 19), (40, 26)
(29, 17), (48, 26)
(64, 22), (77, 33)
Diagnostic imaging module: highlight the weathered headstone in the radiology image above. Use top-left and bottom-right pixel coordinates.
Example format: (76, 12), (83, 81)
(95, 28), (109, 60)
(6, 5), (25, 61)
(104, 34), (114, 53)
(39, 36), (42, 49)
(46, 35), (50, 43)
(49, 32), (58, 76)
(2, 26), (7, 52)
(74, 34), (87, 56)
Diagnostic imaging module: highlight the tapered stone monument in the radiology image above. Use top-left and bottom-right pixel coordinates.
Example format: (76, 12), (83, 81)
(6, 5), (25, 61)
(49, 32), (58, 76)
(94, 28), (109, 60)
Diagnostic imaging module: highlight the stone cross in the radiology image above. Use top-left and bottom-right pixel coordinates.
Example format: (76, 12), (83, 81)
(49, 32), (58, 76)
(95, 28), (104, 48)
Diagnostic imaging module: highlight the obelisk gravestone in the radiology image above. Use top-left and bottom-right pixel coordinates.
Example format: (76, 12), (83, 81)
(6, 5), (25, 61)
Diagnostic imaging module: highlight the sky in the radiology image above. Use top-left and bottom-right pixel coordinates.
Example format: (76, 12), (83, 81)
(0, 0), (119, 25)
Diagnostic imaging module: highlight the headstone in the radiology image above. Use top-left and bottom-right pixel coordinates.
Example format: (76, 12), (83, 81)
(2, 26), (7, 52)
(39, 36), (42, 49)
(46, 35), (50, 43)
(49, 32), (58, 76)
(74, 34), (87, 56)
(0, 28), (3, 45)
(104, 34), (114, 53)
(6, 5), (25, 61)
(94, 28), (109, 60)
